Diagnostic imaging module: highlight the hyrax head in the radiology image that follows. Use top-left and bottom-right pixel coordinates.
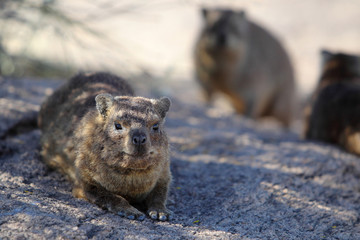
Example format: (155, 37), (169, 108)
(200, 8), (248, 50)
(321, 49), (360, 78)
(95, 93), (171, 170)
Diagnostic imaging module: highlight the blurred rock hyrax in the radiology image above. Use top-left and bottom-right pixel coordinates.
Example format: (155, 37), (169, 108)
(304, 50), (360, 155)
(38, 72), (172, 221)
(194, 8), (296, 126)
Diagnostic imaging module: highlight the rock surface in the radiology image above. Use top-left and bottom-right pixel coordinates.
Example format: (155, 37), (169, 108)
(1, 77), (360, 239)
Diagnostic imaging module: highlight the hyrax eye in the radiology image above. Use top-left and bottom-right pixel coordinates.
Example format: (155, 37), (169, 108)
(114, 123), (123, 130)
(152, 123), (159, 131)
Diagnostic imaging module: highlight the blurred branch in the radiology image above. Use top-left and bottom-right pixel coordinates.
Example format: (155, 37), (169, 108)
(83, 1), (177, 21)
(0, 0), (146, 78)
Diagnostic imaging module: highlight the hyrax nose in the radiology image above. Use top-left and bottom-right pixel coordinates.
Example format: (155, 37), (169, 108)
(132, 132), (147, 146)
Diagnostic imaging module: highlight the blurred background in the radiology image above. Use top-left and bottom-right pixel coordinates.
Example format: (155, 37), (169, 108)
(1, 0), (360, 98)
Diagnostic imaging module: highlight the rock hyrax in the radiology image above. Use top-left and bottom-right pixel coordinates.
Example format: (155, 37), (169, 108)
(194, 8), (296, 126)
(304, 50), (360, 155)
(38, 72), (172, 221)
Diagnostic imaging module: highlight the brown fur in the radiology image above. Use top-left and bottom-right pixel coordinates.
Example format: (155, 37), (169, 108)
(194, 8), (296, 126)
(304, 50), (360, 156)
(38, 72), (172, 221)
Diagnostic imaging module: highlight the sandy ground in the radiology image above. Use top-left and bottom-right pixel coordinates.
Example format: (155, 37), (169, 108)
(2, 1), (360, 239)
(1, 77), (360, 239)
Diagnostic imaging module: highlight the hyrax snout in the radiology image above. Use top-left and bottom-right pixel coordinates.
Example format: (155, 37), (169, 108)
(131, 129), (147, 146)
(38, 72), (172, 221)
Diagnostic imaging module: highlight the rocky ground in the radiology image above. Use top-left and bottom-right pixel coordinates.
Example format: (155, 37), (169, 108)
(1, 77), (360, 239)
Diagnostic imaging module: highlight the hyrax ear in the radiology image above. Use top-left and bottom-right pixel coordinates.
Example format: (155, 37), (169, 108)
(237, 10), (246, 18)
(95, 93), (114, 118)
(202, 8), (221, 25)
(153, 97), (171, 118)
(232, 10), (247, 32)
(320, 49), (334, 70)
(321, 49), (333, 61)
(201, 8), (208, 18)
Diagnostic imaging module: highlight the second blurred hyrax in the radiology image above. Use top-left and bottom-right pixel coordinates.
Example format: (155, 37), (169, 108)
(194, 8), (296, 126)
(304, 50), (360, 156)
(38, 72), (172, 221)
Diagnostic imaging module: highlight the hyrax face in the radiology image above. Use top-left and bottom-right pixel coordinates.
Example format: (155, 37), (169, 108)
(200, 8), (248, 51)
(95, 93), (170, 170)
(321, 50), (360, 79)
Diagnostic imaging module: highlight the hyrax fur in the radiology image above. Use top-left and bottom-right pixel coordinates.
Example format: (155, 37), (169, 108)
(38, 72), (172, 221)
(194, 8), (296, 126)
(304, 50), (360, 155)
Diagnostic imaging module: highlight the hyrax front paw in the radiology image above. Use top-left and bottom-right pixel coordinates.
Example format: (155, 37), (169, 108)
(109, 205), (145, 221)
(118, 207), (146, 221)
(147, 208), (173, 221)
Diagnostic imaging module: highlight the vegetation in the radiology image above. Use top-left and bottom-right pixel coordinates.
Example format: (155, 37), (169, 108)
(0, 0), (137, 78)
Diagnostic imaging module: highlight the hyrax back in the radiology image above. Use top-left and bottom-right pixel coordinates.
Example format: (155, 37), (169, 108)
(38, 72), (172, 221)
(194, 8), (296, 126)
(304, 50), (360, 155)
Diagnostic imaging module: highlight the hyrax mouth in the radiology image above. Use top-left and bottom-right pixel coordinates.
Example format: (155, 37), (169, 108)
(124, 147), (157, 158)
(120, 151), (157, 171)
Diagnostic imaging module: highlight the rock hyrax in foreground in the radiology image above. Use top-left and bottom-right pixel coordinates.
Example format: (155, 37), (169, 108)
(194, 8), (296, 126)
(304, 50), (360, 155)
(38, 72), (172, 221)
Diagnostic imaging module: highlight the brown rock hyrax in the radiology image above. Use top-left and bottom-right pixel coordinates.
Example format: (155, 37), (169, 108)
(194, 8), (296, 126)
(38, 72), (172, 221)
(304, 50), (360, 155)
